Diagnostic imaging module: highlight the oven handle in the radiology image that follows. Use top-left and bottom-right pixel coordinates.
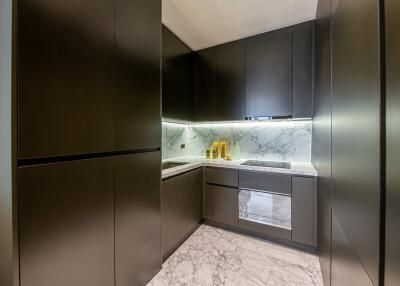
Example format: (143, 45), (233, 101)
(238, 187), (292, 197)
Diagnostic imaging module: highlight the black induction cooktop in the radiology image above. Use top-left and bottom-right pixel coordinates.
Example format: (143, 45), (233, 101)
(240, 160), (291, 169)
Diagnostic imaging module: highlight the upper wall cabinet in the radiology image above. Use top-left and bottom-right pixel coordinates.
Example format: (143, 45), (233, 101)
(193, 47), (218, 121)
(167, 21), (315, 122)
(215, 41), (246, 120)
(194, 42), (245, 121)
(293, 24), (314, 118)
(245, 30), (293, 118)
(162, 26), (194, 121)
(18, 0), (115, 159)
(18, 0), (161, 159)
(114, 0), (161, 151)
(245, 22), (314, 119)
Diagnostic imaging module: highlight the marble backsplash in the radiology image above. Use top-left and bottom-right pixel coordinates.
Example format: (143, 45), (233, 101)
(162, 120), (312, 162)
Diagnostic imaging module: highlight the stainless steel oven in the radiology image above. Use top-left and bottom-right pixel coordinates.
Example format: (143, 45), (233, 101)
(239, 188), (291, 230)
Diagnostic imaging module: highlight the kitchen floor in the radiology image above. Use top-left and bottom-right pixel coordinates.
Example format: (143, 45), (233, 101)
(147, 225), (323, 286)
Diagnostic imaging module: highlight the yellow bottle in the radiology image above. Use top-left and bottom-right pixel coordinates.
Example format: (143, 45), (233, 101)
(220, 141), (227, 159)
(212, 142), (219, 159)
(206, 147), (211, 159)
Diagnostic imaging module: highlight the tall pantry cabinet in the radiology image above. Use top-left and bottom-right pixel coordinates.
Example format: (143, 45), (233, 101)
(4, 0), (162, 286)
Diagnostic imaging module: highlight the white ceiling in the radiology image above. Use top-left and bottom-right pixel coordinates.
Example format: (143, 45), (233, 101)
(162, 0), (318, 51)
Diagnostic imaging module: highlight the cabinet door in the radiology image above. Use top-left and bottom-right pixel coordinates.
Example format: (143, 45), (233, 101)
(293, 25), (314, 118)
(206, 184), (238, 226)
(115, 152), (161, 286)
(18, 158), (114, 286)
(18, 0), (115, 159)
(162, 168), (203, 257)
(292, 176), (316, 246)
(114, 0), (161, 150)
(162, 26), (194, 121)
(246, 31), (293, 118)
(194, 47), (217, 121)
(216, 41), (245, 120)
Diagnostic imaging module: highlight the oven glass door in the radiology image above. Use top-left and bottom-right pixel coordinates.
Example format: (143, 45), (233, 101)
(239, 189), (291, 230)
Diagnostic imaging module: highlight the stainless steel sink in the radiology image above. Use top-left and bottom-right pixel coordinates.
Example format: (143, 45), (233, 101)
(241, 160), (291, 169)
(161, 161), (189, 170)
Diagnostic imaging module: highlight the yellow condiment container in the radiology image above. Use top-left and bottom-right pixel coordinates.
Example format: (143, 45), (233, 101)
(212, 142), (219, 159)
(220, 141), (227, 159)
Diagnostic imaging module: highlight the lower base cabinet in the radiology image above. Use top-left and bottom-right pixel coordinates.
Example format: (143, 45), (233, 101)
(18, 152), (161, 286)
(18, 158), (115, 286)
(162, 168), (203, 258)
(205, 184), (238, 226)
(115, 152), (161, 286)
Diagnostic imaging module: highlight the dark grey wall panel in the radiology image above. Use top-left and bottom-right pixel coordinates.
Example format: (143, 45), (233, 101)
(313, 0), (332, 283)
(385, 0), (400, 285)
(331, 214), (374, 286)
(313, 0), (332, 202)
(0, 0), (14, 284)
(18, 0), (115, 159)
(114, 0), (161, 151)
(331, 0), (381, 284)
(115, 152), (161, 286)
(318, 191), (332, 286)
(162, 26), (194, 121)
(18, 158), (115, 286)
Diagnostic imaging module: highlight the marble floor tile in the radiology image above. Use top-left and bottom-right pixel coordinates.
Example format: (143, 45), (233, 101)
(147, 225), (323, 286)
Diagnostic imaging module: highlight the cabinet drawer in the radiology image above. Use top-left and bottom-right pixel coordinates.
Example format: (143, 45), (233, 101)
(239, 171), (291, 195)
(206, 167), (238, 187)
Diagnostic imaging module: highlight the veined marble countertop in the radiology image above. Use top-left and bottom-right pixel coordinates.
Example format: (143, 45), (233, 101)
(162, 156), (317, 179)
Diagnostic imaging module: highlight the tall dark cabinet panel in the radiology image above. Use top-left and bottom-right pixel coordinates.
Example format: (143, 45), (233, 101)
(331, 214), (374, 286)
(331, 0), (381, 284)
(0, 0), (15, 284)
(18, 158), (115, 286)
(246, 31), (293, 118)
(115, 152), (161, 286)
(293, 25), (314, 118)
(313, 0), (332, 284)
(162, 26), (194, 121)
(215, 41), (245, 120)
(193, 47), (217, 121)
(385, 0), (400, 285)
(18, 0), (115, 159)
(114, 0), (161, 151)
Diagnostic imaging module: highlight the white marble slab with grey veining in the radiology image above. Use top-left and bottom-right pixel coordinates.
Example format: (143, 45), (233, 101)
(162, 120), (312, 162)
(147, 224), (323, 286)
(162, 156), (317, 179)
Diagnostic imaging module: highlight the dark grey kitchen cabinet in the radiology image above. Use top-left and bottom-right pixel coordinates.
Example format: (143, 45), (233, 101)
(162, 168), (203, 258)
(114, 0), (161, 151)
(18, 158), (115, 286)
(18, 0), (115, 159)
(385, 0), (400, 285)
(162, 26), (194, 121)
(215, 41), (246, 120)
(206, 184), (238, 226)
(193, 47), (217, 121)
(293, 24), (314, 118)
(115, 152), (161, 286)
(292, 176), (316, 246)
(245, 30), (293, 118)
